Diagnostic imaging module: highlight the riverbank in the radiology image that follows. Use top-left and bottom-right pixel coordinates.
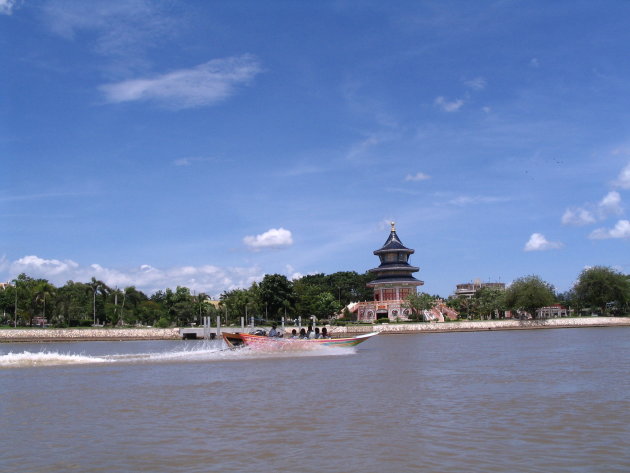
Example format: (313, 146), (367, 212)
(335, 316), (630, 335)
(0, 327), (181, 343)
(1, 317), (628, 342)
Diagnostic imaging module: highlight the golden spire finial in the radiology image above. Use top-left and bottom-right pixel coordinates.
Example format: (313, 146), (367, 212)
(390, 221), (396, 232)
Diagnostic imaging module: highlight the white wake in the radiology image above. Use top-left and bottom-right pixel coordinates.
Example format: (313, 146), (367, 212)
(0, 343), (356, 368)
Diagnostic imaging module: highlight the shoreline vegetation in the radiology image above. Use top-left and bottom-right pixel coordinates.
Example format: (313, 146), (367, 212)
(2, 266), (629, 337)
(1, 317), (628, 343)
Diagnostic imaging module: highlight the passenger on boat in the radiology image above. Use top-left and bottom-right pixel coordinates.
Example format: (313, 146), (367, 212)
(306, 324), (314, 339)
(321, 327), (330, 338)
(268, 324), (279, 337)
(299, 328), (307, 338)
(291, 329), (298, 338)
(314, 327), (321, 339)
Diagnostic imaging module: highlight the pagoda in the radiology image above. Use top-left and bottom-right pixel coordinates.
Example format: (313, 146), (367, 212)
(356, 223), (424, 322)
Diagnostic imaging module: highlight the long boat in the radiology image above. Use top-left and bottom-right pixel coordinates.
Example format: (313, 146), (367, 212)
(222, 331), (378, 350)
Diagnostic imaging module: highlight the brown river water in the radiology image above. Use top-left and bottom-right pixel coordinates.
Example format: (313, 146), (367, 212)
(1, 327), (629, 473)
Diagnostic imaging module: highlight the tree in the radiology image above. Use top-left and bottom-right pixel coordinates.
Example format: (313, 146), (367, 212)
(293, 276), (327, 317)
(0, 284), (16, 325)
(405, 292), (436, 321)
(55, 281), (92, 326)
(293, 271), (373, 317)
(220, 288), (256, 324)
(475, 287), (506, 319)
(573, 266), (630, 316)
(312, 292), (340, 318)
(34, 280), (56, 325)
(117, 286), (148, 325)
(327, 271), (373, 305)
(13, 274), (38, 326)
(163, 286), (196, 326)
(504, 275), (555, 319)
(193, 292), (210, 325)
(258, 274), (296, 320)
(87, 277), (109, 325)
(134, 300), (164, 325)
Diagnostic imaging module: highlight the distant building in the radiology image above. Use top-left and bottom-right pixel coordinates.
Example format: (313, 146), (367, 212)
(205, 299), (221, 309)
(0, 282), (11, 290)
(537, 304), (571, 318)
(455, 279), (505, 298)
(355, 223), (424, 322)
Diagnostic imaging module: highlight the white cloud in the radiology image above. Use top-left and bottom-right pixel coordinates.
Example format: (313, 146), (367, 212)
(589, 220), (630, 240)
(243, 228), (293, 250)
(346, 133), (390, 161)
(615, 162), (630, 189)
(173, 157), (215, 167)
(100, 55), (262, 109)
(1, 255), (264, 296)
(464, 77), (486, 90)
(447, 195), (509, 206)
(524, 233), (563, 251)
(530, 58), (540, 68)
(404, 172), (431, 182)
(42, 0), (178, 58)
(12, 255), (80, 275)
(435, 96), (464, 112)
(598, 191), (622, 215)
(0, 0), (18, 15)
(561, 207), (596, 226)
(285, 264), (303, 281)
(562, 191), (623, 226)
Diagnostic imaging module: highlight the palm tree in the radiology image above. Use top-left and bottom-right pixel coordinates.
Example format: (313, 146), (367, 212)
(195, 292), (209, 325)
(87, 277), (109, 326)
(34, 280), (55, 325)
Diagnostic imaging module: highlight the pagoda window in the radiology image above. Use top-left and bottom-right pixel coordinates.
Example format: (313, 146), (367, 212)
(383, 289), (396, 300)
(385, 253), (396, 262)
(399, 288), (411, 299)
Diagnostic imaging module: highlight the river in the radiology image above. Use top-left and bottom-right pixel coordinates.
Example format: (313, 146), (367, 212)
(1, 327), (628, 473)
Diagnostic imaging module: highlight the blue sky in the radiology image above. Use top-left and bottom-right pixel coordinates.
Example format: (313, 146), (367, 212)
(2, 0), (630, 298)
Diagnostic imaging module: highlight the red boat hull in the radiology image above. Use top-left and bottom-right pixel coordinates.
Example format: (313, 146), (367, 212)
(222, 331), (378, 350)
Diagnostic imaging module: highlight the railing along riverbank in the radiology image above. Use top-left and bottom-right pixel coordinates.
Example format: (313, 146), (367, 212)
(331, 317), (630, 336)
(1, 317), (628, 342)
(0, 327), (181, 343)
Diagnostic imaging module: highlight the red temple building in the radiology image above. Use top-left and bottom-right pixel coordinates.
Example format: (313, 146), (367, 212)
(355, 223), (424, 322)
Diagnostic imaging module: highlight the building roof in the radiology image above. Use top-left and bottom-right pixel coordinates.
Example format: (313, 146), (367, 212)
(373, 222), (415, 255)
(368, 263), (420, 273)
(367, 275), (424, 287)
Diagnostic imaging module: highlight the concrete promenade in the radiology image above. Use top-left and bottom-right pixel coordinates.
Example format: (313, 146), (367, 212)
(0, 327), (181, 343)
(1, 317), (628, 342)
(332, 316), (630, 336)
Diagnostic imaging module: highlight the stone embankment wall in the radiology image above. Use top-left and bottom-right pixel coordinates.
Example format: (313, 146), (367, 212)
(1, 318), (628, 342)
(0, 328), (181, 343)
(331, 317), (630, 335)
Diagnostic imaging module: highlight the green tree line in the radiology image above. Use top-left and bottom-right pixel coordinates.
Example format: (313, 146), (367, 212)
(440, 267), (630, 320)
(1, 266), (628, 328)
(0, 271), (374, 328)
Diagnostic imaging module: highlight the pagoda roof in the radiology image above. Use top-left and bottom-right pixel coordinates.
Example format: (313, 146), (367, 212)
(373, 223), (414, 255)
(367, 275), (424, 287)
(368, 263), (420, 273)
